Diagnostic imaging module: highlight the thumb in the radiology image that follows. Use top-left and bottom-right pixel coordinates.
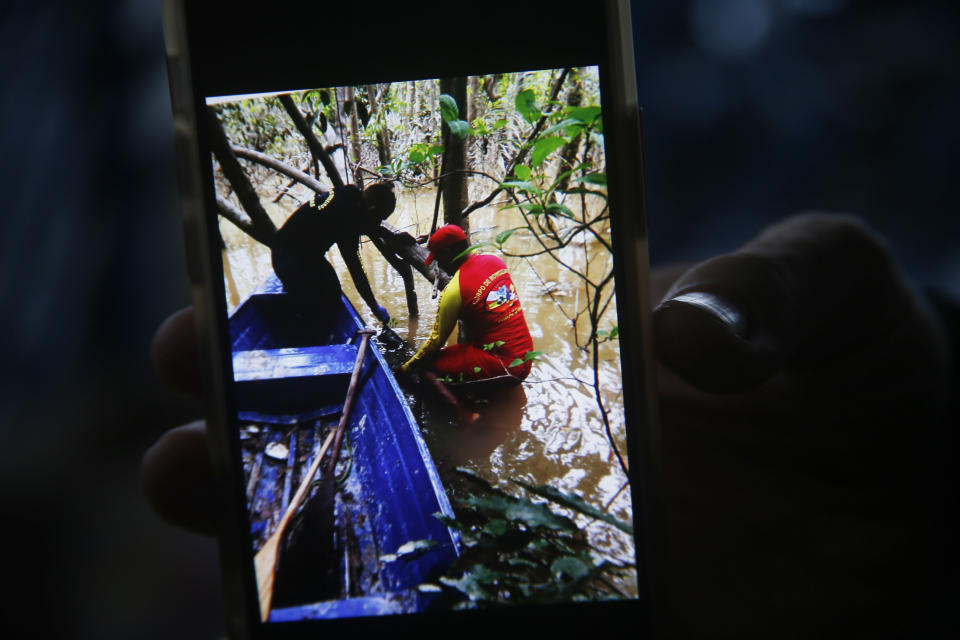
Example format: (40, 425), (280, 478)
(652, 213), (920, 393)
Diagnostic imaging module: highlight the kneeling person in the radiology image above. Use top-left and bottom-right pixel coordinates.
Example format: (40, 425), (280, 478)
(402, 224), (534, 384)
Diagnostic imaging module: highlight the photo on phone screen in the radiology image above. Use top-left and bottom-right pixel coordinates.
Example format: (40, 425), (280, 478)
(204, 65), (640, 624)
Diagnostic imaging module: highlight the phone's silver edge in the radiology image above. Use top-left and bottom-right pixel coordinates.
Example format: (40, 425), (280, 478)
(604, 1), (667, 635)
(161, 1), (254, 637)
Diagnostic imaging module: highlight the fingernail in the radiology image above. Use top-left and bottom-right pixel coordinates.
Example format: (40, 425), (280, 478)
(655, 291), (747, 339)
(653, 291), (777, 393)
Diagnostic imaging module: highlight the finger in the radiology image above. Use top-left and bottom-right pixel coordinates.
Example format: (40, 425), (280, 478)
(151, 306), (202, 396)
(652, 213), (925, 393)
(141, 420), (219, 536)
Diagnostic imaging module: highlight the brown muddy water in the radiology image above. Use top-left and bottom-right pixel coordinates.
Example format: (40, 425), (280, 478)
(220, 185), (638, 595)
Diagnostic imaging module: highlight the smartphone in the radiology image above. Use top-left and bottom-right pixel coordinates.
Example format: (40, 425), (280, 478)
(163, 2), (662, 637)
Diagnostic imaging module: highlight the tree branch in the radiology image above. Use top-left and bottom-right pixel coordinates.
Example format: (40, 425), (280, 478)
(230, 145), (328, 195)
(461, 67), (572, 218)
(207, 109), (276, 244)
(278, 94), (344, 189)
(216, 197), (274, 247)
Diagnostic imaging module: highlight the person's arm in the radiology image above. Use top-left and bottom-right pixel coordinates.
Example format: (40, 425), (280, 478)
(401, 271), (462, 372)
(339, 235), (389, 322)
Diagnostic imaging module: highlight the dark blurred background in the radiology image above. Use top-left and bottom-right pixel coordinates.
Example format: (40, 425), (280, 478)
(0, 0), (955, 637)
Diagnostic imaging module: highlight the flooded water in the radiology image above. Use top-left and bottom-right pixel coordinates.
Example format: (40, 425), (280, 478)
(220, 185), (637, 594)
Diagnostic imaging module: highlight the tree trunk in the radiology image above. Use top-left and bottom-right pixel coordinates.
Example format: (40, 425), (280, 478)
(345, 86), (364, 186)
(278, 94), (343, 189)
(439, 76), (469, 233)
(207, 109), (276, 246)
(365, 84), (392, 167)
(555, 71), (585, 194)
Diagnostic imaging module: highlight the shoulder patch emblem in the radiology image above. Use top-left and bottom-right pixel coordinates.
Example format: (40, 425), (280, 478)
(486, 284), (518, 311)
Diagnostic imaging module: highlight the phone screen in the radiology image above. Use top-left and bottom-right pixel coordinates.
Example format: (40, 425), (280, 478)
(167, 2), (658, 634)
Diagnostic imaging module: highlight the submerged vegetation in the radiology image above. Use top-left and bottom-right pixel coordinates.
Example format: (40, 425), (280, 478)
(384, 468), (634, 608)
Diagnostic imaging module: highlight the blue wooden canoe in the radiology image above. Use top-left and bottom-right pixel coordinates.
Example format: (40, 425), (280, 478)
(229, 275), (460, 621)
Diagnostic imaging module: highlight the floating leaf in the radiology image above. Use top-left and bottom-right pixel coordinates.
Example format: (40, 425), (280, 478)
(515, 89), (541, 124)
(531, 137), (566, 167)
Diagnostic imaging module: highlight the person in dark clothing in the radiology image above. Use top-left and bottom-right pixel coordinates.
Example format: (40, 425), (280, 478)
(270, 181), (395, 323)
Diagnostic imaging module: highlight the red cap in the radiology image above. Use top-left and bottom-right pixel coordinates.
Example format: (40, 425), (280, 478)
(424, 224), (467, 265)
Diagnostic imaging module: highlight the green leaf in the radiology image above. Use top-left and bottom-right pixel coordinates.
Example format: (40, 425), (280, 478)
(482, 342), (494, 351)
(428, 144), (445, 157)
(448, 119), (470, 139)
(512, 479), (634, 535)
(608, 325), (619, 339)
(494, 226), (524, 246)
(492, 118), (508, 130)
(513, 164), (532, 181)
(439, 94), (459, 123)
(576, 173), (607, 186)
(473, 366), (482, 374)
(500, 180), (541, 197)
(515, 89), (541, 124)
(552, 556), (591, 581)
(569, 105), (602, 125)
(433, 512), (470, 532)
(495, 340), (505, 347)
(508, 358), (524, 368)
(531, 137), (566, 167)
(523, 350), (544, 363)
(545, 203), (574, 219)
(504, 500), (578, 532)
(471, 117), (489, 136)
(483, 519), (509, 536)
(452, 241), (495, 263)
(408, 147), (426, 164)
(541, 118), (581, 137)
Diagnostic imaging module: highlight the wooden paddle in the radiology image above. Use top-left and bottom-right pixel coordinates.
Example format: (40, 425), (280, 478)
(253, 329), (374, 622)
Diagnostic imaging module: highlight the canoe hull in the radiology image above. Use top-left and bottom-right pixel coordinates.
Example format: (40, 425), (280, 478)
(228, 277), (459, 620)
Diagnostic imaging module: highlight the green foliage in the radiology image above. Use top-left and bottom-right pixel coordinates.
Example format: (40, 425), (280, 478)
(407, 468), (634, 609)
(597, 325), (619, 341)
(507, 350), (543, 368)
(515, 89), (542, 124)
(439, 93), (470, 139)
(531, 137), (567, 167)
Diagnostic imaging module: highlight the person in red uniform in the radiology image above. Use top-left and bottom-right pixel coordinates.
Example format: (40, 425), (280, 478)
(401, 224), (535, 384)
